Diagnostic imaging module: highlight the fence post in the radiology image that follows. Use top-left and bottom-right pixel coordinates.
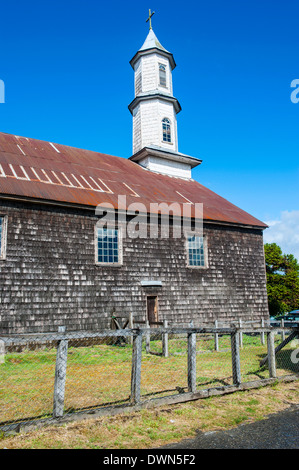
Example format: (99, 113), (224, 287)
(53, 326), (68, 418)
(130, 329), (143, 405)
(239, 319), (243, 348)
(281, 319), (285, 342)
(214, 320), (219, 351)
(129, 312), (134, 346)
(261, 318), (265, 345)
(162, 320), (169, 357)
(145, 320), (150, 354)
(188, 321), (196, 393)
(267, 331), (277, 378)
(231, 328), (241, 385)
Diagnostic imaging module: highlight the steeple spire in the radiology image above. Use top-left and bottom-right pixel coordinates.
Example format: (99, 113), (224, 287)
(138, 28), (170, 56)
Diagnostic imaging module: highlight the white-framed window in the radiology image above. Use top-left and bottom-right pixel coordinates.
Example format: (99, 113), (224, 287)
(159, 63), (167, 87)
(0, 215), (7, 260)
(162, 118), (171, 143)
(186, 233), (208, 268)
(95, 226), (122, 266)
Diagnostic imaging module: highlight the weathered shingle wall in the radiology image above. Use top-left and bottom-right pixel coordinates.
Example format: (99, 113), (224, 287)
(0, 200), (269, 334)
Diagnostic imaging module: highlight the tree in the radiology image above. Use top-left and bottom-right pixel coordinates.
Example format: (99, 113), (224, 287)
(264, 243), (299, 316)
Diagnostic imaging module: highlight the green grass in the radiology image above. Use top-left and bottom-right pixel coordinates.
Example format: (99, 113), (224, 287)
(0, 333), (297, 426)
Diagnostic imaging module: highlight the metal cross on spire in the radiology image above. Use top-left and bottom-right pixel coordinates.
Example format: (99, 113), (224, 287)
(146, 9), (155, 30)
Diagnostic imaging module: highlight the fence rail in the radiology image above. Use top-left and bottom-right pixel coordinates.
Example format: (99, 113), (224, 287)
(0, 323), (298, 434)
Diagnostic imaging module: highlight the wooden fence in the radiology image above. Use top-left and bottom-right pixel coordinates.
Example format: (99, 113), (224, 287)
(0, 323), (298, 433)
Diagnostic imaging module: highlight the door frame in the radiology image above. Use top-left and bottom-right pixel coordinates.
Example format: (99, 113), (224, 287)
(146, 295), (159, 325)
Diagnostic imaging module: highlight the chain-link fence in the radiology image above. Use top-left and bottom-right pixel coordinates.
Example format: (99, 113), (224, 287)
(0, 322), (298, 433)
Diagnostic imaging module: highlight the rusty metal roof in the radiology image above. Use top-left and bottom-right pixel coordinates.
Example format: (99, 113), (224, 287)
(0, 132), (267, 228)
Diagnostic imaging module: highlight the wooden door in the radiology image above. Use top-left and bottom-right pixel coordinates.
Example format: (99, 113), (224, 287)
(147, 296), (158, 325)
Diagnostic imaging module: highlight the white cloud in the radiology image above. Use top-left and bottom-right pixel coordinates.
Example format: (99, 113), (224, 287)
(263, 210), (299, 261)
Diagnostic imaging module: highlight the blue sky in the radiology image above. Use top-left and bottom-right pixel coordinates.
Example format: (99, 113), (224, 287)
(0, 0), (298, 257)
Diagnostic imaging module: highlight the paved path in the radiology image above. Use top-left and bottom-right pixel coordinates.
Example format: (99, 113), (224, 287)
(161, 405), (299, 449)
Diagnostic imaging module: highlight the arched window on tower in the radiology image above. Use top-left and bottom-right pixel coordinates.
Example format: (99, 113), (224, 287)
(162, 118), (171, 143)
(159, 64), (167, 87)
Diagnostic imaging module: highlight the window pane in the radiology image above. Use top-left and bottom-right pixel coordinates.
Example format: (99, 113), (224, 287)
(159, 64), (166, 87)
(162, 119), (171, 143)
(97, 227), (119, 264)
(187, 235), (205, 266)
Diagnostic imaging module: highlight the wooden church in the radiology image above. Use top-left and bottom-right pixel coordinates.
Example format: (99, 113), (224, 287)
(0, 21), (269, 334)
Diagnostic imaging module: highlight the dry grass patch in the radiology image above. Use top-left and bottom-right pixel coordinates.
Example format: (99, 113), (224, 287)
(0, 381), (298, 449)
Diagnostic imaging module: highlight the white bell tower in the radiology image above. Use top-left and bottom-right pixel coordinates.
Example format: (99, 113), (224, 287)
(129, 25), (180, 154)
(129, 11), (201, 179)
